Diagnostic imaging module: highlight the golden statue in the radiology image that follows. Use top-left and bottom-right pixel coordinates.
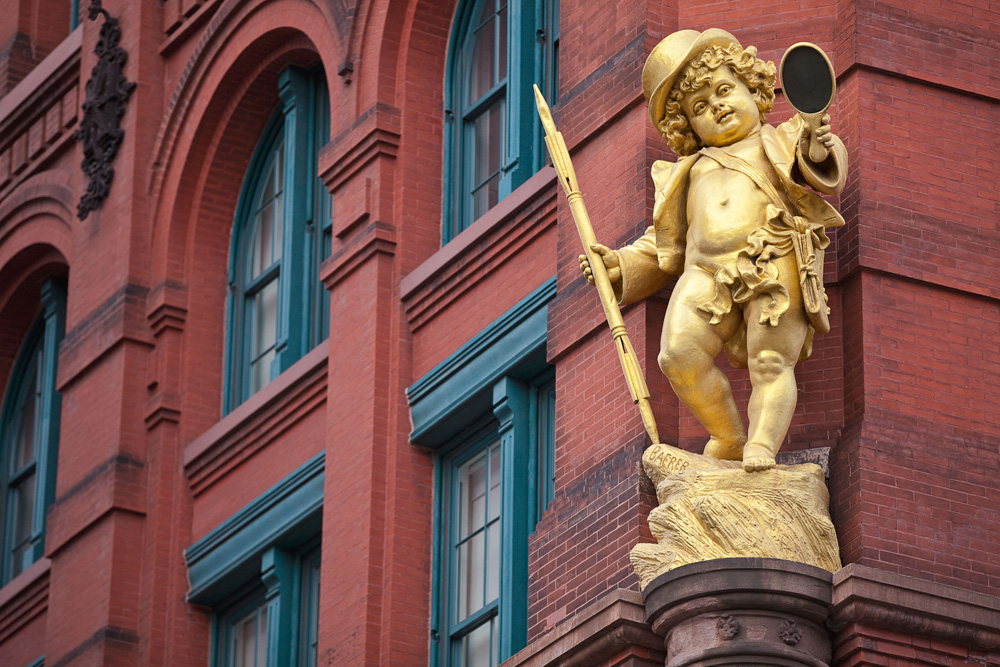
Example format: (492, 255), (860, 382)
(536, 29), (846, 586)
(581, 29), (847, 472)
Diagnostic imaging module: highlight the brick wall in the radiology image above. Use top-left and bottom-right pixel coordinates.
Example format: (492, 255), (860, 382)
(0, 0), (998, 665)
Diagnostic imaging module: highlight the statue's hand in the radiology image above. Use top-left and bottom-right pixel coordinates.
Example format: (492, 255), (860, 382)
(800, 114), (835, 162)
(580, 243), (621, 287)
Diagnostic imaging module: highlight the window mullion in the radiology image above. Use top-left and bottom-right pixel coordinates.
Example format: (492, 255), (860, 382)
(491, 376), (530, 661)
(31, 279), (65, 561)
(448, 598), (499, 639)
(7, 461), (36, 487)
(261, 547), (295, 667)
(461, 81), (506, 121)
(274, 67), (313, 377)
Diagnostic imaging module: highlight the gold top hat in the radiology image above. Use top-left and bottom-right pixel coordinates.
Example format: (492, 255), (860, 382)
(643, 28), (742, 132)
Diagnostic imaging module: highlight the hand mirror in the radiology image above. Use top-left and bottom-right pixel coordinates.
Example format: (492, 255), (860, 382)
(779, 42), (836, 162)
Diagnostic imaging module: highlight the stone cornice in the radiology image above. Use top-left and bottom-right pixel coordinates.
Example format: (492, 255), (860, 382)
(504, 589), (663, 667)
(829, 563), (1000, 650)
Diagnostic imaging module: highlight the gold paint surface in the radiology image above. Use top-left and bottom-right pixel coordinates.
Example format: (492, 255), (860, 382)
(585, 30), (848, 473)
(552, 29), (848, 582)
(632, 443), (842, 589)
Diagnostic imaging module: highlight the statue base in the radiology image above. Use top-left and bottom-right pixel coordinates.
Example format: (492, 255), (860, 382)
(643, 558), (833, 667)
(631, 443), (841, 588)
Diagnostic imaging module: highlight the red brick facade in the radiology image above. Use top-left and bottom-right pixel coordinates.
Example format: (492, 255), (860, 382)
(0, 0), (997, 665)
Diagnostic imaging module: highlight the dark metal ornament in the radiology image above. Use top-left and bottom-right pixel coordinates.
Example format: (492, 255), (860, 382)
(75, 0), (136, 220)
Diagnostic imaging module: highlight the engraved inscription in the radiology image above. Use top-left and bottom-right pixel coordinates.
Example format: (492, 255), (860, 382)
(644, 445), (691, 473)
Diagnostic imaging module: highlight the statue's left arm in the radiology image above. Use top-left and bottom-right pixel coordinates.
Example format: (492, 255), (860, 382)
(794, 115), (848, 196)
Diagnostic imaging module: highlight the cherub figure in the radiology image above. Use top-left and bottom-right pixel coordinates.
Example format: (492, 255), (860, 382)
(582, 29), (847, 472)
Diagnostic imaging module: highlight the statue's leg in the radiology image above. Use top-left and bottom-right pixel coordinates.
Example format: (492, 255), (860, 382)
(743, 254), (809, 472)
(659, 269), (745, 459)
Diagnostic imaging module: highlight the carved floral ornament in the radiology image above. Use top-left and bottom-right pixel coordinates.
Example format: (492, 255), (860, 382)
(75, 0), (136, 220)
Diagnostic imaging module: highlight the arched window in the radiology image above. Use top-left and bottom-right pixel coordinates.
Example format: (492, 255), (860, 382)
(226, 66), (331, 411)
(0, 279), (66, 584)
(445, 0), (559, 242)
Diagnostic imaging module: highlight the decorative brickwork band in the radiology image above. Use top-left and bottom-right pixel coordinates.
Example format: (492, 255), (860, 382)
(75, 0), (136, 220)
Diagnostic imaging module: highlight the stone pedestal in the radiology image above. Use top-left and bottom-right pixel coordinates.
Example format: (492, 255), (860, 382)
(642, 558), (833, 667)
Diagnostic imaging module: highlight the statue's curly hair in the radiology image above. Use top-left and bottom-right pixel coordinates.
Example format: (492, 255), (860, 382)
(657, 44), (776, 156)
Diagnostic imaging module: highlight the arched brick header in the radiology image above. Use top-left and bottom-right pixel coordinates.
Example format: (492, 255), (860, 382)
(0, 171), (74, 270)
(0, 172), (73, 406)
(147, 0), (342, 287)
(145, 4), (343, 439)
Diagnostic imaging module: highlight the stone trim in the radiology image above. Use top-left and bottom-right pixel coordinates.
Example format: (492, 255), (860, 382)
(828, 563), (1000, 650)
(0, 558), (49, 645)
(400, 166), (557, 332)
(183, 344), (327, 496)
(185, 452), (324, 605)
(504, 589), (663, 667)
(407, 277), (555, 445)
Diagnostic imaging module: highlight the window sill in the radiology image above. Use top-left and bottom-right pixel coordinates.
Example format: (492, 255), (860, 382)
(400, 167), (557, 333)
(183, 343), (328, 496)
(0, 558), (50, 641)
(401, 167), (555, 301)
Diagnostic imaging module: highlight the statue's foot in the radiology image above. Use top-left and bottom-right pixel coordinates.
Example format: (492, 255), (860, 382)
(703, 437), (745, 461)
(743, 443), (776, 472)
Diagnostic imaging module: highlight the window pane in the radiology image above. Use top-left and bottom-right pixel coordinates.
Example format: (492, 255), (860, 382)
(485, 520), (499, 604)
(234, 614), (255, 667)
(497, 5), (507, 82)
(476, 0), (495, 27)
(461, 618), (495, 667)
(12, 352), (39, 472)
(537, 381), (556, 519)
(472, 101), (503, 187)
(275, 140), (284, 193)
(10, 473), (36, 577)
(469, 11), (496, 103)
(232, 604), (267, 667)
(301, 552), (321, 667)
(249, 279), (279, 394)
(469, 99), (504, 221)
(251, 204), (274, 280)
(460, 451), (488, 537)
(457, 531), (485, 620)
(259, 606), (268, 662)
(248, 141), (284, 282)
(273, 187), (283, 260)
(454, 439), (502, 624)
(488, 443), (501, 522)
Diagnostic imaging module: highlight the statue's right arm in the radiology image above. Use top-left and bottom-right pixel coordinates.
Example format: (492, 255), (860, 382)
(615, 227), (672, 306)
(579, 159), (685, 306)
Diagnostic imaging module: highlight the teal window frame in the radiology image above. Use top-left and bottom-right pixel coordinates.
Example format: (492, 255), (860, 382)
(0, 278), (66, 585)
(431, 371), (552, 667)
(185, 453), (324, 667)
(216, 584), (270, 667)
(439, 427), (503, 666)
(225, 66), (331, 413)
(212, 542), (320, 667)
(443, 0), (559, 242)
(407, 278), (557, 666)
(529, 373), (555, 524)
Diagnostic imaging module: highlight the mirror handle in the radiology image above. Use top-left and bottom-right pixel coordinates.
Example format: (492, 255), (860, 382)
(798, 110), (830, 163)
